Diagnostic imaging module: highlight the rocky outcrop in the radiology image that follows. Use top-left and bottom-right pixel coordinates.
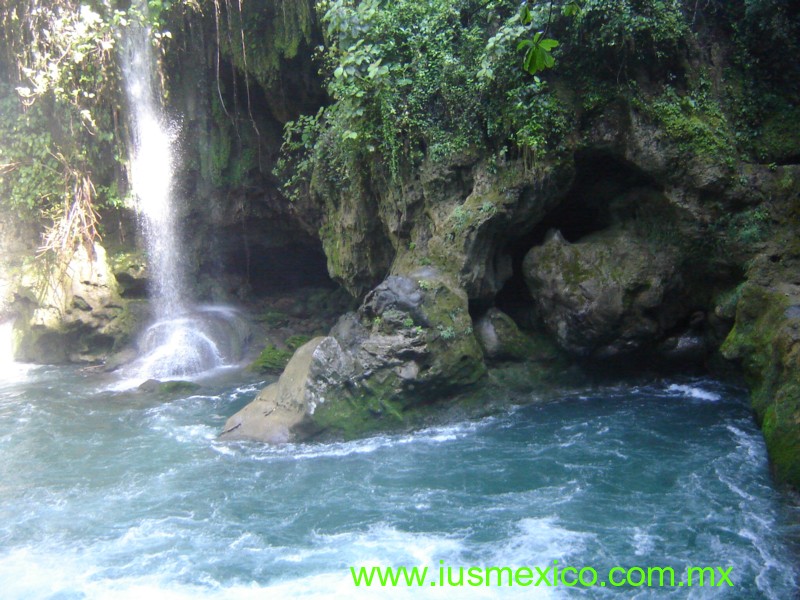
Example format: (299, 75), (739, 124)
(723, 277), (800, 486)
(474, 308), (537, 362)
(12, 244), (139, 363)
(720, 169), (800, 487)
(221, 337), (334, 443)
(221, 272), (489, 441)
(523, 228), (685, 359)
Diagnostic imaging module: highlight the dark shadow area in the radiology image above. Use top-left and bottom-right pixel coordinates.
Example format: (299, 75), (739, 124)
(494, 150), (661, 328)
(534, 150), (660, 243)
(211, 229), (336, 297)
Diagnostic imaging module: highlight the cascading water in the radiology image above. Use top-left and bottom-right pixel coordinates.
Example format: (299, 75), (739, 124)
(0, 320), (30, 382)
(120, 6), (247, 385)
(122, 14), (185, 321)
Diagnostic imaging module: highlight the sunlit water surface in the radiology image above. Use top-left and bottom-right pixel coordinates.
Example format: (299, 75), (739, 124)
(0, 366), (797, 599)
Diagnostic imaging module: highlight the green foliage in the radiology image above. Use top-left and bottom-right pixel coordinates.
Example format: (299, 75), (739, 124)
(636, 79), (736, 164)
(450, 206), (474, 233)
(479, 200), (497, 216)
(275, 110), (323, 202)
(286, 334), (312, 350)
(0, 0), (188, 252)
(277, 0), (574, 204)
(571, 0), (688, 66)
(250, 344), (293, 373)
(437, 325), (457, 340)
(256, 309), (290, 327)
(722, 207), (771, 246)
(0, 93), (62, 215)
(214, 0), (314, 90)
(715, 283), (746, 320)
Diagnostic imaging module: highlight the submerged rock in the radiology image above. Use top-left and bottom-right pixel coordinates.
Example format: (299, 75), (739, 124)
(138, 379), (201, 395)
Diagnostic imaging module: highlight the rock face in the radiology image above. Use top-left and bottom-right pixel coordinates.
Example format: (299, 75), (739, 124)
(474, 308), (536, 362)
(222, 272), (488, 441)
(721, 224), (800, 487)
(12, 244), (139, 363)
(523, 228), (684, 359)
(221, 337), (335, 443)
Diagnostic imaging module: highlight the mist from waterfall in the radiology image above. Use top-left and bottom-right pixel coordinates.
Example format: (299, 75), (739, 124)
(119, 7), (248, 385)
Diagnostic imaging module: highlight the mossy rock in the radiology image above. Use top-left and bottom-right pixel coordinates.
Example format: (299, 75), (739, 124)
(137, 379), (202, 396)
(754, 105), (800, 163)
(475, 308), (538, 362)
(249, 344), (293, 373)
(722, 281), (800, 488)
(256, 310), (290, 327)
(286, 334), (312, 351)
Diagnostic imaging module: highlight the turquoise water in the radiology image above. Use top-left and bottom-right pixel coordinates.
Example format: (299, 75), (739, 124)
(0, 365), (797, 599)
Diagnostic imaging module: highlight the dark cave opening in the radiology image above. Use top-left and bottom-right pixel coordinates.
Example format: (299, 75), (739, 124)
(494, 150), (663, 328)
(534, 149), (661, 243)
(213, 230), (337, 298)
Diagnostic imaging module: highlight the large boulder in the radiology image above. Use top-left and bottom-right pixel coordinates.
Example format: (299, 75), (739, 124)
(523, 228), (685, 359)
(220, 337), (351, 443)
(222, 272), (487, 442)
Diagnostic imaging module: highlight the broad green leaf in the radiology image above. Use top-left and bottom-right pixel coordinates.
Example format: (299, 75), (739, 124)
(539, 39), (559, 51)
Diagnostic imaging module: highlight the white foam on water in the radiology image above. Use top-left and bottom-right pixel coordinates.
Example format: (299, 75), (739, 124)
(0, 521), (570, 600)
(220, 418), (493, 462)
(136, 320), (223, 377)
(666, 384), (721, 402)
(110, 306), (250, 391)
(489, 517), (592, 566)
(631, 527), (659, 556)
(725, 424), (764, 462)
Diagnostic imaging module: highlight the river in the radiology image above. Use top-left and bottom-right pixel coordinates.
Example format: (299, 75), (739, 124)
(0, 364), (797, 598)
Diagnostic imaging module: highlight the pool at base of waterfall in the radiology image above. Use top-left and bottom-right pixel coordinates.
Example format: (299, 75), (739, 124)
(0, 366), (797, 599)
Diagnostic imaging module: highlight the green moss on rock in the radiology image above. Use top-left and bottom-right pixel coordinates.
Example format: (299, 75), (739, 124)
(722, 283), (800, 486)
(249, 344), (293, 373)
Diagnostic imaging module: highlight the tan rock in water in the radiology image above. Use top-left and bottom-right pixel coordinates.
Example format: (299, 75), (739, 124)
(220, 336), (344, 443)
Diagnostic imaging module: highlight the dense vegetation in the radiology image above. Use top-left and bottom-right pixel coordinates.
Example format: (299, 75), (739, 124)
(274, 0), (798, 208)
(1, 0), (797, 248)
(0, 0), (196, 254)
(0, 0), (797, 300)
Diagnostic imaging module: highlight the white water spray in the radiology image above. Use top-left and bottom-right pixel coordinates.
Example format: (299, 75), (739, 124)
(122, 9), (185, 319)
(0, 320), (32, 382)
(0, 321), (15, 369)
(120, 7), (247, 384)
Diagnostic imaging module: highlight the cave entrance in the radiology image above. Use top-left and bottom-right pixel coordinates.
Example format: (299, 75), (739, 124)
(212, 226), (337, 298)
(494, 150), (662, 327)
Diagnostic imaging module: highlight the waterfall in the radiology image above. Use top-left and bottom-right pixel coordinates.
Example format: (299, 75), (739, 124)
(119, 8), (248, 385)
(0, 320), (31, 381)
(122, 6), (185, 319)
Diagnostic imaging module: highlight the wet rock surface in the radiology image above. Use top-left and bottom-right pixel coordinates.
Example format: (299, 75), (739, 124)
(523, 228), (684, 359)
